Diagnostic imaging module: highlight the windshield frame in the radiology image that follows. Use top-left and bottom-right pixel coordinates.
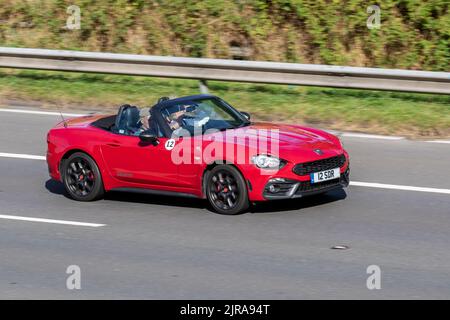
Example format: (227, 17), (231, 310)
(154, 96), (250, 137)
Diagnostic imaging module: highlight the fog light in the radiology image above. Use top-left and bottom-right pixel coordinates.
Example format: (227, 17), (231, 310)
(268, 184), (280, 193)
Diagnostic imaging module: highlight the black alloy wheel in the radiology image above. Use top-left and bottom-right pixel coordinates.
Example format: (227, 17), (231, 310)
(63, 152), (104, 201)
(206, 165), (249, 215)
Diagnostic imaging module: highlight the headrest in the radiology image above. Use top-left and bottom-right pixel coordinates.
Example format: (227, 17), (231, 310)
(115, 104), (140, 134)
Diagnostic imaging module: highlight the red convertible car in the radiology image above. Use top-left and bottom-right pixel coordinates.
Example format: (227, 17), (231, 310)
(47, 95), (349, 214)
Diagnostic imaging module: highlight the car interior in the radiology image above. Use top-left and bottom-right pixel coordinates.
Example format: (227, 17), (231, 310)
(91, 102), (164, 137)
(113, 104), (141, 135)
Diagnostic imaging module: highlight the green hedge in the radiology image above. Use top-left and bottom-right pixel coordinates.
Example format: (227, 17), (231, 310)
(0, 0), (448, 71)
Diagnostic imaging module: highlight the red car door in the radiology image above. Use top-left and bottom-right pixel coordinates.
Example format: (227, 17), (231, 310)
(100, 132), (179, 188)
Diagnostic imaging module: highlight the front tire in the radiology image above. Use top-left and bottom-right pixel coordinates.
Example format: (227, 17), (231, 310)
(62, 152), (104, 201)
(206, 165), (249, 215)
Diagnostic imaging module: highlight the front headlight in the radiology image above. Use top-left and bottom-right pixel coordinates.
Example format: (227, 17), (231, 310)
(251, 154), (285, 169)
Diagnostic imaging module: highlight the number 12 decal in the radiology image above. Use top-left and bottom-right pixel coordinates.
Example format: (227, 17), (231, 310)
(165, 139), (175, 150)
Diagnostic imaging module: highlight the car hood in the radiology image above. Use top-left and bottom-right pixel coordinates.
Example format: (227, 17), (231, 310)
(202, 122), (343, 162)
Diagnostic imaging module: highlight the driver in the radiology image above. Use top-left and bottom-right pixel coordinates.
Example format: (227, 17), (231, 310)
(167, 107), (187, 131)
(165, 104), (210, 136)
(166, 104), (190, 134)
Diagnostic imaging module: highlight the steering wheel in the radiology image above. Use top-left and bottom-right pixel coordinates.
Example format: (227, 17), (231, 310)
(196, 116), (210, 127)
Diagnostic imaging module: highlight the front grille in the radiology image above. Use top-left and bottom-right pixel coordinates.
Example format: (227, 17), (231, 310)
(293, 154), (346, 176)
(295, 178), (341, 193)
(263, 168), (349, 199)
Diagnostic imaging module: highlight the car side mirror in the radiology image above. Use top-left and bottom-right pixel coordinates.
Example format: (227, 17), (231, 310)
(139, 131), (159, 146)
(241, 111), (251, 121)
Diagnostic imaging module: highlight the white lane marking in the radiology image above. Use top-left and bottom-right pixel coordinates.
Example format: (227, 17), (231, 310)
(1, 107), (448, 144)
(0, 214), (105, 227)
(1, 152), (449, 195)
(325, 130), (405, 140)
(351, 181), (450, 195)
(425, 140), (450, 144)
(0, 152), (46, 160)
(0, 108), (85, 117)
(341, 132), (404, 140)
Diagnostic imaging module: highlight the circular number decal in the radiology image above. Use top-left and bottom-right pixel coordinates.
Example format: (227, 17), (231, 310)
(165, 139), (176, 150)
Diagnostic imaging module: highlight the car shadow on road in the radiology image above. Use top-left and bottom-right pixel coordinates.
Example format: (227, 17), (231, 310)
(45, 179), (207, 209)
(46, 179), (347, 214)
(45, 179), (68, 196)
(105, 191), (207, 210)
(250, 188), (347, 214)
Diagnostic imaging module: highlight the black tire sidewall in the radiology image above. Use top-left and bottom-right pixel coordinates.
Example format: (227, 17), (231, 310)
(206, 165), (249, 215)
(63, 152), (104, 201)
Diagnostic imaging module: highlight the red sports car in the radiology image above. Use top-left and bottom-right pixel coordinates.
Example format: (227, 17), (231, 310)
(47, 95), (349, 214)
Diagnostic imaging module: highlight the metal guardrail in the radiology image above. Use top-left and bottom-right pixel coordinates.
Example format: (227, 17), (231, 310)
(0, 47), (449, 94)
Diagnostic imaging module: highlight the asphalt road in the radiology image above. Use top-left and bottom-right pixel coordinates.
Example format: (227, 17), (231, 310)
(0, 108), (449, 299)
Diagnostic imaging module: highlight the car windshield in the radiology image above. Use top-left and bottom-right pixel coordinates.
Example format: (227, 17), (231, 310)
(160, 97), (249, 136)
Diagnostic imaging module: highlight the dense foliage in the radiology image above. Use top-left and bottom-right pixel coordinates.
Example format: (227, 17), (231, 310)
(0, 0), (448, 70)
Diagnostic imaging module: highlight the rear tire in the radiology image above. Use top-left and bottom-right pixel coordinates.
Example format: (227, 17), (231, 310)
(62, 152), (104, 201)
(206, 165), (249, 215)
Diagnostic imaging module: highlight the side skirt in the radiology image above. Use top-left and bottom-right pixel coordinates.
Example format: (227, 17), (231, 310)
(109, 187), (200, 199)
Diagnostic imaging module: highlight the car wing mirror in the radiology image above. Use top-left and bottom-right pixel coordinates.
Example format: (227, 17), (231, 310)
(241, 111), (251, 121)
(139, 131), (159, 146)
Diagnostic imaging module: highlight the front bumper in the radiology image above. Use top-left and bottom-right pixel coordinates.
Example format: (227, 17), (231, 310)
(262, 167), (350, 200)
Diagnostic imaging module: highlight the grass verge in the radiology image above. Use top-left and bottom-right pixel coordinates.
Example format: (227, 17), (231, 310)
(0, 69), (449, 138)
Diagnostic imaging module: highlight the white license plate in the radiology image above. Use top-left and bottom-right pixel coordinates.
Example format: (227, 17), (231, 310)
(310, 168), (340, 183)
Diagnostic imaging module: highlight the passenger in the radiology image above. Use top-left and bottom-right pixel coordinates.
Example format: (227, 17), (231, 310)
(139, 108), (151, 131)
(132, 108), (151, 136)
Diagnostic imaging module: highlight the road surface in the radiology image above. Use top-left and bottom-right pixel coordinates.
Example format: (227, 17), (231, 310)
(0, 107), (449, 299)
